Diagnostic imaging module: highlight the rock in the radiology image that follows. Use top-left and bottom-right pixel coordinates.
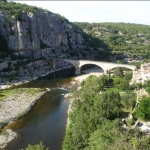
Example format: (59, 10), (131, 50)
(45, 88), (51, 91)
(0, 10), (84, 58)
(0, 129), (17, 149)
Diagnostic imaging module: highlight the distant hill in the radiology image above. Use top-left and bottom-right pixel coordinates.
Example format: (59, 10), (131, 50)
(0, 1), (150, 62)
(73, 22), (150, 59)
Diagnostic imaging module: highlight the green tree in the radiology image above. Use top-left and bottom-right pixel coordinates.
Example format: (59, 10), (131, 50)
(114, 77), (129, 90)
(135, 96), (150, 121)
(80, 75), (104, 100)
(88, 124), (150, 150)
(135, 82), (142, 90)
(145, 80), (150, 93)
(0, 0), (7, 2)
(24, 142), (49, 150)
(121, 91), (136, 110)
(124, 72), (132, 81)
(114, 67), (124, 77)
(94, 91), (122, 120)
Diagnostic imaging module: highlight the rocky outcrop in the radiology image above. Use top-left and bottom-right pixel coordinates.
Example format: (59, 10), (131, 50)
(0, 10), (83, 58)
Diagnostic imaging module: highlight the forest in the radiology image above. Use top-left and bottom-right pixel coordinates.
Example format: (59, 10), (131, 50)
(63, 69), (150, 150)
(73, 22), (150, 59)
(0, 1), (68, 24)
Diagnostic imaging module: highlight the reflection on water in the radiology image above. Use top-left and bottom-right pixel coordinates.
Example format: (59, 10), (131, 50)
(4, 78), (73, 150)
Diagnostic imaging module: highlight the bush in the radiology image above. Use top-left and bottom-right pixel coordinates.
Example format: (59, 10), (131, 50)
(126, 119), (134, 126)
(135, 96), (150, 121)
(114, 67), (124, 77)
(24, 142), (49, 150)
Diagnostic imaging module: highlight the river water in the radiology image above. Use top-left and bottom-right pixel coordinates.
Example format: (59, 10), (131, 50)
(4, 78), (73, 150)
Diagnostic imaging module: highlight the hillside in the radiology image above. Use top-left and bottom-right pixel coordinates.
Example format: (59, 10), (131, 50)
(0, 1), (106, 60)
(0, 1), (150, 86)
(1, 2), (150, 62)
(74, 22), (150, 60)
(0, 2), (84, 59)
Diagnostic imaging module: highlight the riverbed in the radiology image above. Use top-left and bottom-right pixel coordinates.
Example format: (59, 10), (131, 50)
(3, 78), (72, 150)
(2, 69), (103, 150)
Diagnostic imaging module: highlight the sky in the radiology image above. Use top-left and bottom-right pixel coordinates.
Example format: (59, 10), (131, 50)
(13, 1), (150, 26)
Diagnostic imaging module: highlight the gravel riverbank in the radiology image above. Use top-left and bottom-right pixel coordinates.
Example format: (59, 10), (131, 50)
(0, 88), (47, 149)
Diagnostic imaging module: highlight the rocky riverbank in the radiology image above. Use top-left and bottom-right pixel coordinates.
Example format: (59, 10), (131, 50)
(0, 88), (47, 149)
(0, 129), (17, 149)
(71, 70), (103, 87)
(0, 65), (74, 90)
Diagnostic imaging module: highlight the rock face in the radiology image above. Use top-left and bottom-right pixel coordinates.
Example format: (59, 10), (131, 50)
(0, 10), (83, 58)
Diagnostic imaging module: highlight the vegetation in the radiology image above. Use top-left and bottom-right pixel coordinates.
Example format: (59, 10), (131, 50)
(121, 91), (136, 111)
(135, 96), (150, 121)
(1, 2), (150, 62)
(0, 88), (44, 101)
(145, 80), (150, 93)
(73, 22), (150, 59)
(23, 142), (49, 150)
(0, 1), (70, 61)
(0, 1), (69, 23)
(1, 1), (150, 149)
(113, 67), (124, 77)
(63, 74), (150, 150)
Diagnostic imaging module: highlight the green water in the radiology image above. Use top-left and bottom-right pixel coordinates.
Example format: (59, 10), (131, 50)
(4, 77), (74, 150)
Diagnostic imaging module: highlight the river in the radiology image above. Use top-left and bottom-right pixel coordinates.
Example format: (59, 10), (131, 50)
(4, 77), (73, 150)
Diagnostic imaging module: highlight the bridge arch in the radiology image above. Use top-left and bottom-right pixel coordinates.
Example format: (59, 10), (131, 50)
(62, 59), (136, 75)
(109, 66), (133, 71)
(81, 64), (104, 74)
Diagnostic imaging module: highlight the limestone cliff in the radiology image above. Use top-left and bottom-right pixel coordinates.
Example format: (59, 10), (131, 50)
(0, 10), (83, 58)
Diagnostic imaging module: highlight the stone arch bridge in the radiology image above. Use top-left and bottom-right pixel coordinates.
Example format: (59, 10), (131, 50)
(53, 59), (136, 75)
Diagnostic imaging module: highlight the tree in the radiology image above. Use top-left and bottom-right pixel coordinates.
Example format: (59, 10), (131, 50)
(88, 123), (150, 150)
(135, 82), (142, 90)
(80, 75), (104, 100)
(121, 91), (136, 110)
(98, 74), (113, 87)
(94, 91), (122, 120)
(114, 77), (129, 90)
(0, 0), (7, 2)
(135, 96), (150, 121)
(124, 72), (132, 81)
(24, 142), (49, 150)
(114, 67), (124, 77)
(145, 80), (150, 93)
(7, 62), (12, 68)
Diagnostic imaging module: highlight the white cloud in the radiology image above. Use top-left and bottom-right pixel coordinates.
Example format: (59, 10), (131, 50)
(13, 1), (150, 25)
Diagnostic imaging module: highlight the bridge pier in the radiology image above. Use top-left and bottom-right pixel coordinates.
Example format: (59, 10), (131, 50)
(75, 67), (81, 75)
(104, 69), (108, 74)
(53, 59), (136, 76)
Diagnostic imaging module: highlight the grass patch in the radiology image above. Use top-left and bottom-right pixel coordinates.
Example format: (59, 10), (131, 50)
(126, 119), (134, 126)
(1, 131), (9, 136)
(0, 142), (5, 146)
(122, 108), (132, 113)
(0, 90), (14, 101)
(0, 88), (45, 101)
(104, 87), (124, 92)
